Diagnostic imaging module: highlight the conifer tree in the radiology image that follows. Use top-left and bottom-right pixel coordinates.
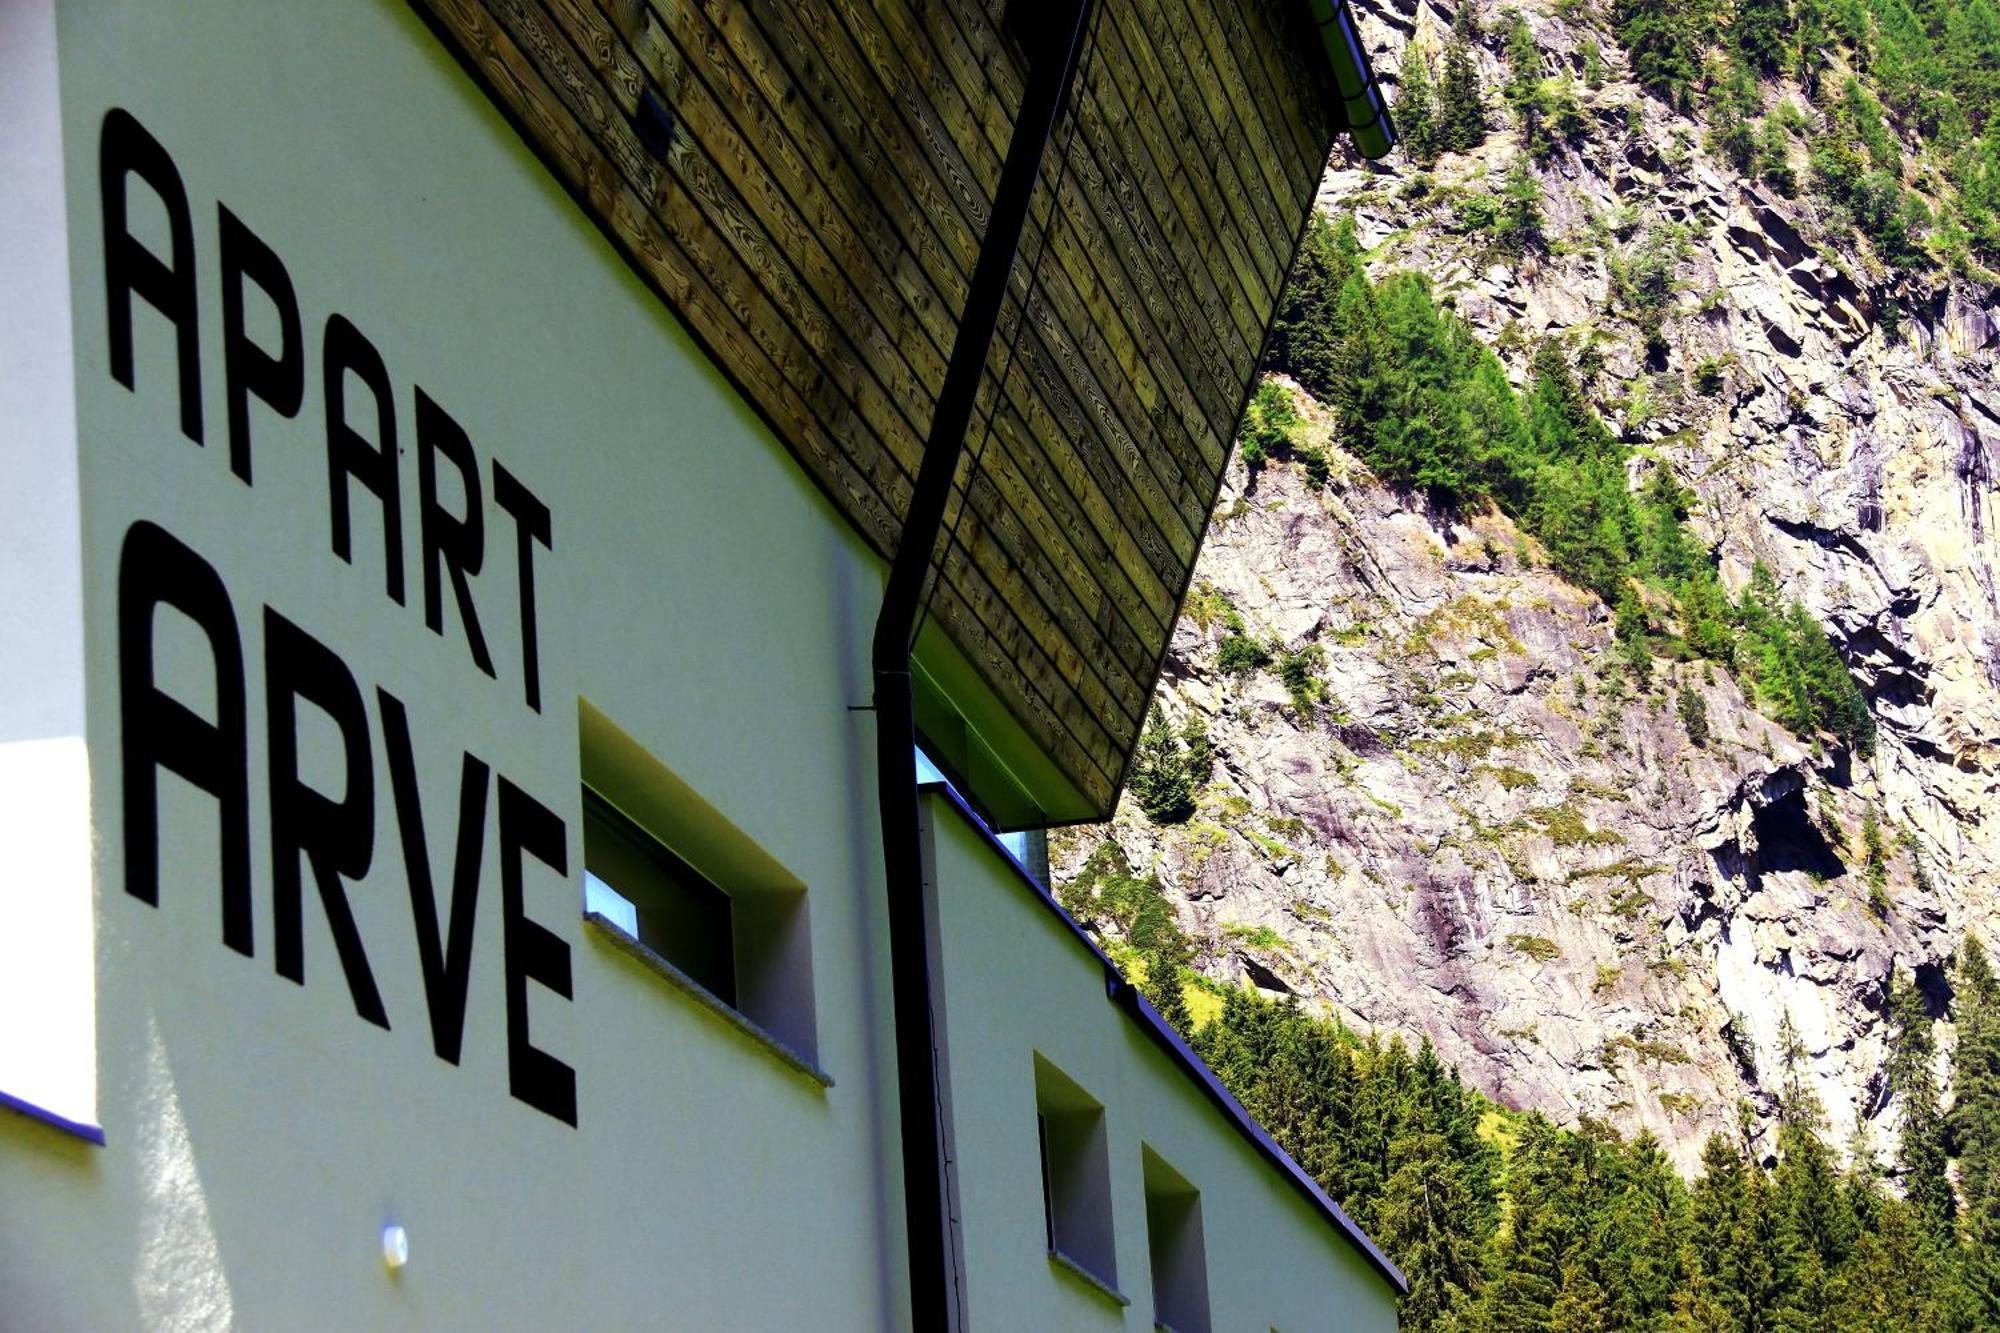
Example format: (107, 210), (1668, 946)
(1956, 938), (2000, 1200)
(1476, 1116), (1569, 1330)
(1757, 115), (1798, 194)
(1378, 1123), (1487, 1327)
(1827, 1192), (1950, 1329)
(1597, 1134), (1694, 1325)
(1550, 1258), (1611, 1332)
(1734, 0), (1795, 73)
(1582, 38), (1606, 89)
(1773, 1120), (1854, 1325)
(1953, 937), (2000, 1321)
(1502, 8), (1546, 153)
(1776, 1011), (1824, 1130)
(1613, 0), (1707, 109)
(1691, 1134), (1760, 1326)
(1398, 43), (1442, 166)
(1437, 37), (1491, 152)
(1182, 980), (1992, 1329)
(1791, 0), (1831, 96)
(1178, 714), (1213, 786)
(1735, 564), (1875, 754)
(1942, 0), (2000, 126)
(1345, 1033), (1411, 1222)
(1265, 213), (1357, 403)
(1142, 943), (1191, 1034)
(1884, 968), (1956, 1239)
(1710, 58), (1763, 173)
(1787, 601), (1875, 754)
(1417, 1040), (1503, 1231)
(1498, 157), (1546, 256)
(1734, 1153), (1791, 1328)
(1130, 706), (1197, 824)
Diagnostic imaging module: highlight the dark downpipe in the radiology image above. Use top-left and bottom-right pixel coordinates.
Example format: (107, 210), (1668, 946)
(872, 4), (1094, 1327)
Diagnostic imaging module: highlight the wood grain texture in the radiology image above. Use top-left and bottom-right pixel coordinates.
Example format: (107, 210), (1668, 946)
(410, 0), (1336, 818)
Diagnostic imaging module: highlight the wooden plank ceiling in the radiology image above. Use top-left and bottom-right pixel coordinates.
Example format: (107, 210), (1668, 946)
(412, 0), (1339, 819)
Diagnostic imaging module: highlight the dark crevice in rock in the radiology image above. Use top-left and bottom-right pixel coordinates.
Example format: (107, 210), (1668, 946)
(1861, 1067), (1891, 1119)
(1334, 721), (1390, 757)
(1766, 513), (1874, 564)
(1751, 788), (1847, 880)
(1754, 207), (1810, 265)
(1862, 662), (1932, 712)
(1915, 961), (1954, 1018)
(1240, 954), (1293, 994)
(1681, 881), (1726, 935)
(1721, 1011), (1759, 1081)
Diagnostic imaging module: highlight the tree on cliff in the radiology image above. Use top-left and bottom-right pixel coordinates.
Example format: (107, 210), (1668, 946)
(1437, 36), (1490, 153)
(1887, 967), (1955, 1238)
(1398, 43), (1442, 166)
(1613, 0), (1708, 108)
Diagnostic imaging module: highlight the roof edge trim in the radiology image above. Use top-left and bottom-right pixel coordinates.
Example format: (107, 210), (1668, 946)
(1306, 0), (1396, 159)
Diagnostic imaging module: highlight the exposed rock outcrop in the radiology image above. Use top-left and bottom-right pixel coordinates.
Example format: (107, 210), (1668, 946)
(1054, 0), (2000, 1175)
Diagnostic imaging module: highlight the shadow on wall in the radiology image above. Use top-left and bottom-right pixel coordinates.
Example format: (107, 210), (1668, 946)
(827, 529), (902, 1330)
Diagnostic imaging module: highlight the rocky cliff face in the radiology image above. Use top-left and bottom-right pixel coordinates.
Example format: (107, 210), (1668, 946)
(1052, 0), (2000, 1174)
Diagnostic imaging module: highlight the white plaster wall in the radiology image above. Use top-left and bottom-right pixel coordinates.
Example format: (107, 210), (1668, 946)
(925, 795), (1402, 1332)
(0, 0), (82, 744)
(1, 1), (905, 1326)
(0, 5), (1408, 1329)
(0, 0), (98, 1155)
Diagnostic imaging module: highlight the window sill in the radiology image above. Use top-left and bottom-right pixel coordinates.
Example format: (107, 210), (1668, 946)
(1047, 1249), (1128, 1308)
(584, 911), (832, 1089)
(0, 1087), (104, 1146)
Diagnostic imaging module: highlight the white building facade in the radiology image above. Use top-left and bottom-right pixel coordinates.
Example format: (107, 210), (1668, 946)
(0, 1), (1403, 1327)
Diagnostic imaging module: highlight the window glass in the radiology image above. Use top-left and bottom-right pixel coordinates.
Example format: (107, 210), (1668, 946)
(582, 789), (734, 1005)
(1035, 1054), (1118, 1288)
(578, 699), (818, 1063)
(1143, 1146), (1211, 1333)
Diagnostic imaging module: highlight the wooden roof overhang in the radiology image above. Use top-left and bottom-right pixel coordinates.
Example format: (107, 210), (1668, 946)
(411, 0), (1390, 826)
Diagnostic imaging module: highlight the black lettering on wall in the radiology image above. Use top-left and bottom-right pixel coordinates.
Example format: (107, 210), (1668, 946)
(100, 109), (203, 444)
(497, 777), (575, 1126)
(378, 689), (489, 1065)
(117, 522), (252, 955)
(415, 390), (494, 678)
(218, 205), (303, 485)
(323, 315), (405, 606)
(492, 462), (551, 713)
(265, 608), (389, 1029)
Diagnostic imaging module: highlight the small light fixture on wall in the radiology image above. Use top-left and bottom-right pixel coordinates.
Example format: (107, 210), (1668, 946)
(381, 1223), (409, 1273)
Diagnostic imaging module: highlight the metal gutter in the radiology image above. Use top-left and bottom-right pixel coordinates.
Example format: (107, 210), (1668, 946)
(921, 781), (1412, 1297)
(1306, 0), (1396, 160)
(872, 6), (1096, 1327)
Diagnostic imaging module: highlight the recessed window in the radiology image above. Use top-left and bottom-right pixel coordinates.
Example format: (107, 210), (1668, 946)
(583, 791), (734, 1004)
(579, 701), (817, 1066)
(1142, 1146), (1211, 1333)
(1035, 1054), (1118, 1292)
